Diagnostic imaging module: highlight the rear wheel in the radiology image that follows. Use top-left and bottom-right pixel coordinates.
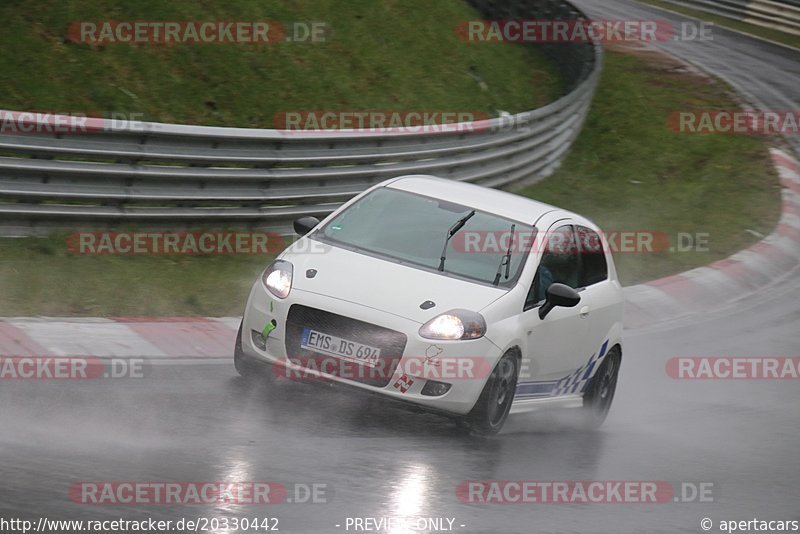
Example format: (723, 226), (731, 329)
(460, 351), (519, 436)
(582, 346), (621, 428)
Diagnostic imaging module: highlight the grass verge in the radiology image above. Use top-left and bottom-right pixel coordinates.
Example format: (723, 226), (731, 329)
(519, 45), (781, 285)
(0, 0), (560, 126)
(0, 46), (783, 316)
(0, 236), (268, 316)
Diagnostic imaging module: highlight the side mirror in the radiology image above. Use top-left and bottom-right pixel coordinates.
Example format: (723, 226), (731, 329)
(293, 216), (320, 236)
(538, 283), (581, 320)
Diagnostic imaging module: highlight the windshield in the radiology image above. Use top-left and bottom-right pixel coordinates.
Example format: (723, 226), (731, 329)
(314, 187), (535, 287)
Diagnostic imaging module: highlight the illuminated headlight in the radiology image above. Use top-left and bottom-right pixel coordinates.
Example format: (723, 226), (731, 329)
(262, 260), (293, 299)
(419, 309), (486, 340)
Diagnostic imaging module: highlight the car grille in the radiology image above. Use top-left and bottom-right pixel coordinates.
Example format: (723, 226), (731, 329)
(285, 304), (408, 387)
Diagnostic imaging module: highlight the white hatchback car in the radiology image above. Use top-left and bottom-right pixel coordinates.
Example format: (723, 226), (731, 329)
(236, 175), (624, 434)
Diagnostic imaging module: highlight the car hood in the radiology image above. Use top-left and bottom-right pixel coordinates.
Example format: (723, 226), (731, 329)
(282, 240), (507, 324)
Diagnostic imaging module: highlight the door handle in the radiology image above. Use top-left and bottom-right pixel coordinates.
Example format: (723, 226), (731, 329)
(579, 306), (590, 318)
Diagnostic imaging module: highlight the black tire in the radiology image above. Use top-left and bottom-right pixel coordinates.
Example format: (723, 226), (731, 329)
(582, 346), (621, 428)
(460, 351), (519, 436)
(234, 321), (270, 381)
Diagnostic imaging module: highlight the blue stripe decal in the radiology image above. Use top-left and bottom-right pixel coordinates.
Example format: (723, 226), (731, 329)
(580, 378), (591, 394)
(514, 339), (611, 399)
(581, 360), (596, 381)
(515, 381), (558, 396)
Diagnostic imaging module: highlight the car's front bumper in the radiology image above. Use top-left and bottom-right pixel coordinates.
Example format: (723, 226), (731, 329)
(240, 280), (503, 415)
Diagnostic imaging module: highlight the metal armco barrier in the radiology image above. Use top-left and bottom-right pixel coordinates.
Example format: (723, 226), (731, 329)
(657, 0), (800, 36)
(0, 0), (601, 233)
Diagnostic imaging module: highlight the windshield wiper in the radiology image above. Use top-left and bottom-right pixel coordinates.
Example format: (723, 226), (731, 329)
(438, 210), (476, 272)
(493, 223), (516, 286)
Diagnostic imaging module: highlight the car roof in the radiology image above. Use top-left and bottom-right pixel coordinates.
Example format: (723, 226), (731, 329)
(385, 174), (563, 226)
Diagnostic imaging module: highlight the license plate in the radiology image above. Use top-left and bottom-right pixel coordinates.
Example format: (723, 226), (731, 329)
(300, 328), (382, 368)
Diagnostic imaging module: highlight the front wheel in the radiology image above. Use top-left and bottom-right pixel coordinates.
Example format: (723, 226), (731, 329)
(582, 345), (621, 428)
(234, 321), (270, 381)
(459, 351), (519, 436)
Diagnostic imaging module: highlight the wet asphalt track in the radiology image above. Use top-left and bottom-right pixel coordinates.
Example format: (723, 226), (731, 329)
(1, 269), (799, 533)
(2, 1), (799, 533)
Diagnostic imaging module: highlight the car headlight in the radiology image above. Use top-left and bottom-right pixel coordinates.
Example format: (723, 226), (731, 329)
(262, 260), (293, 299)
(419, 309), (486, 340)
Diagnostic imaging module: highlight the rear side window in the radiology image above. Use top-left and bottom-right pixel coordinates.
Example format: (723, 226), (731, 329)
(577, 225), (608, 287)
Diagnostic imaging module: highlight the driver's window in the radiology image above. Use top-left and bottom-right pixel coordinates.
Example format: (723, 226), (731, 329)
(525, 225), (580, 307)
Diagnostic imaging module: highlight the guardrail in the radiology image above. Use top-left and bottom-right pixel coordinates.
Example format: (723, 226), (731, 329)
(0, 0), (602, 233)
(656, 0), (800, 36)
